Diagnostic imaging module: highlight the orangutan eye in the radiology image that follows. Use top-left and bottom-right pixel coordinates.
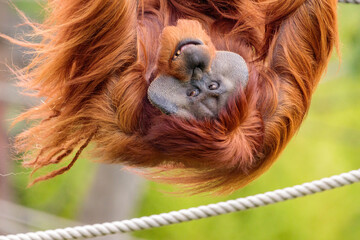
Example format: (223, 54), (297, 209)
(208, 82), (219, 90)
(173, 50), (181, 59)
(187, 88), (200, 97)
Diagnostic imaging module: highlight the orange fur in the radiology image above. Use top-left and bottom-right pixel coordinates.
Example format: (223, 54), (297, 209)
(5, 0), (338, 194)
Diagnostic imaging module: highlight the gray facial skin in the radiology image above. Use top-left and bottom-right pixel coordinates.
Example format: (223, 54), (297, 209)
(148, 51), (249, 119)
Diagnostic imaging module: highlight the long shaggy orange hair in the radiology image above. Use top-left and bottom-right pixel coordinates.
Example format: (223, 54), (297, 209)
(4, 0), (338, 193)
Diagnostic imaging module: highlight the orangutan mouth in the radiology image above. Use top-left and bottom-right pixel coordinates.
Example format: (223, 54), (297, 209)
(173, 39), (203, 59)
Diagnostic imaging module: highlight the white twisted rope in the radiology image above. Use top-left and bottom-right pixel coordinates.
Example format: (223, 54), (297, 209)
(338, 0), (360, 3)
(1, 168), (359, 240)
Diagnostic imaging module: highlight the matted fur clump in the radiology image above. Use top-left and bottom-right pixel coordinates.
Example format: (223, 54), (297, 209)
(6, 0), (338, 194)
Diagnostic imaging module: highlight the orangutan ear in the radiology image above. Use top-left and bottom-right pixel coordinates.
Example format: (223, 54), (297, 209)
(148, 51), (249, 119)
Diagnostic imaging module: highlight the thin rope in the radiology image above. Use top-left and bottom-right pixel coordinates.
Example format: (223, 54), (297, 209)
(338, 0), (360, 3)
(0, 168), (359, 240)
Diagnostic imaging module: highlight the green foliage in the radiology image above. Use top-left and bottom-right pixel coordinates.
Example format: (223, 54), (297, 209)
(10, 154), (96, 220)
(134, 5), (360, 240)
(11, 0), (46, 21)
(338, 5), (360, 75)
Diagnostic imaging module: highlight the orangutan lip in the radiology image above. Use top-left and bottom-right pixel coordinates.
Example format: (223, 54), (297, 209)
(173, 39), (203, 59)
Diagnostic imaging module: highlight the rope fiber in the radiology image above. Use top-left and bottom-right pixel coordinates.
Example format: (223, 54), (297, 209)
(1, 168), (359, 240)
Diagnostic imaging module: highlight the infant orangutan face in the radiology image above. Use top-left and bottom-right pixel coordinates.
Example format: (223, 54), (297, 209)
(148, 20), (249, 119)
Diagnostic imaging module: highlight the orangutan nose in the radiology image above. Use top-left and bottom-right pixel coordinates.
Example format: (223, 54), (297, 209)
(180, 43), (211, 80)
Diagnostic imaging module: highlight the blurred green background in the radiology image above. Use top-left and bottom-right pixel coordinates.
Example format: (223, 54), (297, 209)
(1, 2), (359, 240)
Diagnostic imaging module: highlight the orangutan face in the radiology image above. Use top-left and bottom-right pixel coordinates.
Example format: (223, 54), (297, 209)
(148, 21), (249, 119)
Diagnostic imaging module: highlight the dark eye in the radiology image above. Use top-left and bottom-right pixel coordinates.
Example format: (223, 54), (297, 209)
(173, 50), (181, 59)
(208, 82), (219, 90)
(187, 88), (200, 97)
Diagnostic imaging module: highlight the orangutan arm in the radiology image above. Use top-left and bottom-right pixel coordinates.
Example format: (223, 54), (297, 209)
(252, 0), (338, 177)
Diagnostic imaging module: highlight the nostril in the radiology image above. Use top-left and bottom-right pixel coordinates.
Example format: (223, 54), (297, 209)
(208, 81), (219, 90)
(196, 61), (206, 71)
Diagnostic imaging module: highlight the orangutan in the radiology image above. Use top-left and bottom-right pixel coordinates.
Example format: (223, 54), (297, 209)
(3, 0), (338, 193)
